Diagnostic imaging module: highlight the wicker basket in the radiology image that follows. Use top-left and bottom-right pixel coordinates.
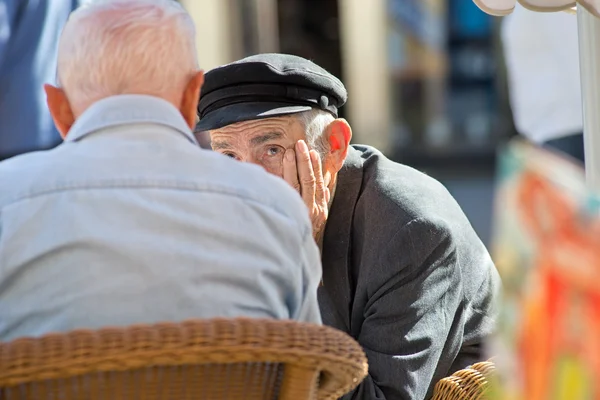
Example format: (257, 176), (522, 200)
(0, 318), (368, 400)
(431, 361), (496, 400)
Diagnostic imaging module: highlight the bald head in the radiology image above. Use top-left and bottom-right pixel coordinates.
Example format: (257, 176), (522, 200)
(56, 0), (199, 115)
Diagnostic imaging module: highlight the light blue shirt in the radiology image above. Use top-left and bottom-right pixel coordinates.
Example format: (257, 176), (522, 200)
(0, 95), (322, 341)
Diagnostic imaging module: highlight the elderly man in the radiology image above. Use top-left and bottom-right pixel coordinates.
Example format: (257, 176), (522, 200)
(0, 2), (321, 342)
(197, 54), (501, 400)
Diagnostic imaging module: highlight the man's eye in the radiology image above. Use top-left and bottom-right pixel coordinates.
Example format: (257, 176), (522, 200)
(266, 146), (282, 157)
(223, 152), (238, 160)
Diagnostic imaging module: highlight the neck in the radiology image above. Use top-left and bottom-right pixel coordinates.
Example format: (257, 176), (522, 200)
(316, 178), (338, 253)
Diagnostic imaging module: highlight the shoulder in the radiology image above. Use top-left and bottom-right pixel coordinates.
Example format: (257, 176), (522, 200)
(350, 145), (495, 278)
(0, 150), (53, 207)
(0, 147), (310, 238)
(351, 145), (465, 227)
(200, 151), (311, 231)
(349, 145), (492, 266)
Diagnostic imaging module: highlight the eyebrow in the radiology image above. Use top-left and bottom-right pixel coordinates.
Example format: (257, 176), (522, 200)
(211, 141), (233, 151)
(249, 131), (284, 146)
(211, 131), (284, 151)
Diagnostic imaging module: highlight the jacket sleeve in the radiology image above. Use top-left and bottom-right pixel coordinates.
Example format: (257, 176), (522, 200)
(342, 217), (466, 400)
(0, 0), (21, 69)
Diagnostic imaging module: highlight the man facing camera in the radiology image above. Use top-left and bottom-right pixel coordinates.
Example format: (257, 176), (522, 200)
(0, 2), (322, 341)
(197, 53), (501, 400)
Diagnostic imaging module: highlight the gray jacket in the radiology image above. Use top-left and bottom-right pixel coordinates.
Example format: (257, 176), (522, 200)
(318, 145), (501, 400)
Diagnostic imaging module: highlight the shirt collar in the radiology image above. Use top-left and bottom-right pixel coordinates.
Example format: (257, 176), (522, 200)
(65, 94), (198, 145)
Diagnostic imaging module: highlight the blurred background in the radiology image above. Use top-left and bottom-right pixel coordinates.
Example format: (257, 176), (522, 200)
(179, 0), (518, 246)
(2, 3), (593, 394)
(1, 0), (521, 247)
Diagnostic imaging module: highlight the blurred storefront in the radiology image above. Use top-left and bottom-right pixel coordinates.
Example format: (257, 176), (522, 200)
(180, 0), (515, 164)
(180, 0), (518, 244)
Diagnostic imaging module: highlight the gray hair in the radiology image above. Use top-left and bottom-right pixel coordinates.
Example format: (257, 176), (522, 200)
(295, 109), (335, 157)
(57, 0), (198, 110)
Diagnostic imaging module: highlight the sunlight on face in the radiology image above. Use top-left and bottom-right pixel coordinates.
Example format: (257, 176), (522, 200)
(209, 116), (307, 177)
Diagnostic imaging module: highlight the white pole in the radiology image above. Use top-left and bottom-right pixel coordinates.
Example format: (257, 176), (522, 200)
(577, 6), (600, 190)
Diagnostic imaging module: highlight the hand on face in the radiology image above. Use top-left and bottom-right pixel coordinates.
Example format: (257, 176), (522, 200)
(283, 140), (331, 240)
(209, 116), (352, 241)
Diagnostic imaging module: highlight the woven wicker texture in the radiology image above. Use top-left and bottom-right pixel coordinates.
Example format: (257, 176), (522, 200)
(0, 318), (368, 400)
(431, 361), (496, 400)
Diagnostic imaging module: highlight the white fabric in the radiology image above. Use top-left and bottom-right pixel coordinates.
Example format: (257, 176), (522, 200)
(473, 0), (599, 17)
(501, 3), (583, 143)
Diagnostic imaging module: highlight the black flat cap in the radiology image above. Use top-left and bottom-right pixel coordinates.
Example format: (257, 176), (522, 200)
(196, 53), (347, 131)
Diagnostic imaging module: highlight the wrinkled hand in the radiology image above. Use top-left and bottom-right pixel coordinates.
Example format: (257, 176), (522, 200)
(283, 140), (331, 239)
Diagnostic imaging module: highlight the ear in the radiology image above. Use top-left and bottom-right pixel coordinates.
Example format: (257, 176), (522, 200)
(44, 84), (75, 139)
(180, 70), (205, 130)
(324, 118), (352, 172)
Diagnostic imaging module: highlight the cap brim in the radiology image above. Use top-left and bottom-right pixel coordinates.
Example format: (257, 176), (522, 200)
(196, 102), (312, 131)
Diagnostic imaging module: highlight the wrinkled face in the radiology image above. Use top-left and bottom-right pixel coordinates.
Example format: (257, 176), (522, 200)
(209, 116), (308, 177)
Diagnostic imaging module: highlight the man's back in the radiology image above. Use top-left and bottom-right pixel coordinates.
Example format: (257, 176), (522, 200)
(0, 95), (322, 341)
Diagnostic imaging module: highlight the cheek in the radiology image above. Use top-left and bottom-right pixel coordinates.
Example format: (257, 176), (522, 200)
(262, 162), (283, 178)
(249, 151), (284, 177)
(245, 156), (282, 177)
(255, 155), (283, 177)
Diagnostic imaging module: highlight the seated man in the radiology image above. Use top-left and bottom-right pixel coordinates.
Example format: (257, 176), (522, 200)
(0, 2), (321, 342)
(197, 53), (502, 400)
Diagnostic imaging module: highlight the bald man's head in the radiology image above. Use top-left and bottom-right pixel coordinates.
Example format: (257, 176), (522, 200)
(45, 0), (204, 137)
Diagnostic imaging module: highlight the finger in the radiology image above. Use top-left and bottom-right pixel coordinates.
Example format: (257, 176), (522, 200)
(283, 148), (300, 192)
(325, 187), (331, 204)
(296, 140), (315, 205)
(310, 150), (327, 207)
